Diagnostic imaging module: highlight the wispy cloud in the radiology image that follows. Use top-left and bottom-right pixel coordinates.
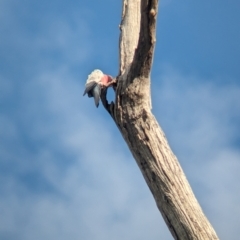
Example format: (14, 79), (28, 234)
(0, 64), (171, 239)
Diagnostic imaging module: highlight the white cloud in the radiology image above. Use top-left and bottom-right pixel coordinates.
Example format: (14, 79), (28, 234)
(0, 64), (171, 239)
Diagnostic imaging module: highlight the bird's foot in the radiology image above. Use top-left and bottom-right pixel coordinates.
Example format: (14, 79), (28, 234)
(105, 78), (117, 88)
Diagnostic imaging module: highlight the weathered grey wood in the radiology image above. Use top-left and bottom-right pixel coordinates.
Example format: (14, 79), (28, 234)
(101, 0), (219, 239)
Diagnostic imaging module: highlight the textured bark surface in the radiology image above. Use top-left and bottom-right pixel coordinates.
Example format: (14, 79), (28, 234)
(101, 0), (219, 239)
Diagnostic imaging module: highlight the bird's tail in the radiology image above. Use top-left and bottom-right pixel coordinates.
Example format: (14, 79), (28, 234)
(92, 84), (101, 107)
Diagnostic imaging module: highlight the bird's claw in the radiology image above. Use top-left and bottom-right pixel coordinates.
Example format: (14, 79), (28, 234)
(107, 78), (117, 87)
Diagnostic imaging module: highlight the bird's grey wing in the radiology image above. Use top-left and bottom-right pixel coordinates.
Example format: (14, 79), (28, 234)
(92, 84), (101, 108)
(83, 81), (97, 96)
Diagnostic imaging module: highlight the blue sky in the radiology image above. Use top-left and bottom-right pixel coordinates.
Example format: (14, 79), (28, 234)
(0, 0), (240, 239)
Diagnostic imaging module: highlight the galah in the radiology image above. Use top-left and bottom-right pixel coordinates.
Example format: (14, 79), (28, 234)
(83, 69), (115, 107)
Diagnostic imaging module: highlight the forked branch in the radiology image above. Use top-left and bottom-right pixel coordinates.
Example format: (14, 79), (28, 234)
(101, 1), (219, 239)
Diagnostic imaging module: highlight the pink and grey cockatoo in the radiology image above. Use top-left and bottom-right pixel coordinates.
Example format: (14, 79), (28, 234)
(83, 69), (115, 107)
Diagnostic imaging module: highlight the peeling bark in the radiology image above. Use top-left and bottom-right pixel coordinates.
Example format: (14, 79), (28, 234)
(101, 0), (219, 239)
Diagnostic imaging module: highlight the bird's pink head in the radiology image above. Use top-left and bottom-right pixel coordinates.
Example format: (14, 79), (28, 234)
(101, 74), (113, 86)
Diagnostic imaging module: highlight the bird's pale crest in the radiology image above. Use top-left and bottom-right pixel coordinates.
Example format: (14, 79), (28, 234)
(85, 69), (104, 85)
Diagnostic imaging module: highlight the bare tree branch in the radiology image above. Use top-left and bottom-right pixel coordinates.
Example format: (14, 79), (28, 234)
(101, 0), (219, 239)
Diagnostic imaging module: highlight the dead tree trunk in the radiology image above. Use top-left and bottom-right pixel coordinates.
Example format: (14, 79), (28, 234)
(101, 0), (219, 239)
